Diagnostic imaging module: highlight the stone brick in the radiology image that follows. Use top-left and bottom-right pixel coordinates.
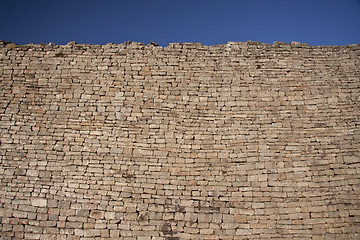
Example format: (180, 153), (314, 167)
(31, 198), (47, 207)
(89, 210), (105, 219)
(198, 213), (212, 223)
(13, 210), (28, 218)
(83, 229), (101, 237)
(344, 156), (358, 164)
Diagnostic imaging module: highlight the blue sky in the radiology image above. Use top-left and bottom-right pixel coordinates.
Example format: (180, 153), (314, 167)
(1, 0), (359, 46)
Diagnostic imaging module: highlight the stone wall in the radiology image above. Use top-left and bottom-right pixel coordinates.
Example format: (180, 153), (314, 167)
(0, 40), (359, 239)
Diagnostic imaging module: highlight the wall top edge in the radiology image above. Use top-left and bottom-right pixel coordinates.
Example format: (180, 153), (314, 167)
(1, 40), (359, 50)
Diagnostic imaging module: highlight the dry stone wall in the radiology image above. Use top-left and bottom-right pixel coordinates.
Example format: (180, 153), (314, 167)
(0, 40), (359, 239)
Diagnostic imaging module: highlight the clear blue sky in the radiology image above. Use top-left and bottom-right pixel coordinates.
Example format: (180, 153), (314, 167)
(1, 0), (359, 46)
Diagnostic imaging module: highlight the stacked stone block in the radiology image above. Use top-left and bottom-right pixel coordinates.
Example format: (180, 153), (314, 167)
(0, 40), (359, 239)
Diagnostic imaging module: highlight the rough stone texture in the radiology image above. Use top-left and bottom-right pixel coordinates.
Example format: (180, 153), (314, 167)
(0, 40), (359, 239)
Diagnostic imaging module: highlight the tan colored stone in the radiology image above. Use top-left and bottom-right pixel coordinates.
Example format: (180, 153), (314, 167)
(31, 198), (47, 207)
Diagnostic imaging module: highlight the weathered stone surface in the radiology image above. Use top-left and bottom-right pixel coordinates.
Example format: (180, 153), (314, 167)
(31, 198), (47, 207)
(0, 41), (359, 239)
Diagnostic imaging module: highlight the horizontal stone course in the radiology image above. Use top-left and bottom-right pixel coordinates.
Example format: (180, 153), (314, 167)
(0, 40), (359, 239)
